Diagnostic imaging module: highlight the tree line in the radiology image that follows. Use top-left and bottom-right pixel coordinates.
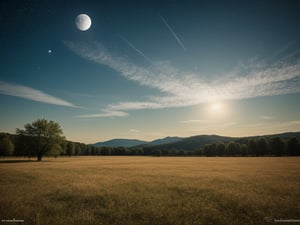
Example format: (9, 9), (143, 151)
(0, 119), (299, 160)
(198, 137), (300, 156)
(0, 132), (145, 158)
(1, 133), (299, 158)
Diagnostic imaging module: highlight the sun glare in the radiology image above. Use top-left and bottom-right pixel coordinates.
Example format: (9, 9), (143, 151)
(211, 102), (223, 112)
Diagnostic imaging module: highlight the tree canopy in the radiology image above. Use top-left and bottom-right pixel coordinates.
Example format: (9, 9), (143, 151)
(16, 119), (65, 161)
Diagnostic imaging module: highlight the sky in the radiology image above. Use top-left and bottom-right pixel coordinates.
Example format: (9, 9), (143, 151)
(0, 0), (300, 143)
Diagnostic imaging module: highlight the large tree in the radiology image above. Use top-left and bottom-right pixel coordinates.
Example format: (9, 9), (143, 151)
(16, 119), (64, 161)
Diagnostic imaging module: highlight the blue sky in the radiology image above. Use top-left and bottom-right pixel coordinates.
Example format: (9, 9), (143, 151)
(1, 0), (300, 143)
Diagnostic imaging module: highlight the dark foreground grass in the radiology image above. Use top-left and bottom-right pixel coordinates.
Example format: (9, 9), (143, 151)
(0, 157), (299, 225)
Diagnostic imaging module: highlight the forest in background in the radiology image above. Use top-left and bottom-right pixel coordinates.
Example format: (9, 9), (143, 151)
(1, 132), (299, 157)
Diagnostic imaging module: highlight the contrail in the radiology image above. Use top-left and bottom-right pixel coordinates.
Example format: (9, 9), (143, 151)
(159, 14), (186, 51)
(120, 35), (153, 64)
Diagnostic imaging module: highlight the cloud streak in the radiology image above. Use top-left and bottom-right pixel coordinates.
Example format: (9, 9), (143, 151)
(180, 120), (210, 124)
(64, 41), (300, 117)
(159, 15), (186, 51)
(260, 115), (274, 120)
(76, 109), (128, 118)
(0, 81), (77, 108)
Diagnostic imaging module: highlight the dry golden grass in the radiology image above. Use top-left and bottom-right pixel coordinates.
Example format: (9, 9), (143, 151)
(0, 157), (300, 225)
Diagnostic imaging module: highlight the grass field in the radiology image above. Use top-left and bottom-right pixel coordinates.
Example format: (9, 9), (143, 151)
(0, 157), (300, 225)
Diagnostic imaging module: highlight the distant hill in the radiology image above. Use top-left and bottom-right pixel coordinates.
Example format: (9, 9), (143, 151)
(145, 136), (183, 146)
(2, 131), (299, 157)
(92, 136), (183, 148)
(91, 135), (234, 152)
(92, 139), (148, 147)
(143, 135), (235, 152)
(142, 132), (300, 152)
(91, 132), (300, 149)
(3, 131), (300, 150)
(257, 132), (300, 139)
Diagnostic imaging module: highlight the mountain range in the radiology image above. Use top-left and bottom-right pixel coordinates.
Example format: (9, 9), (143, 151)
(91, 132), (300, 150)
(92, 136), (183, 147)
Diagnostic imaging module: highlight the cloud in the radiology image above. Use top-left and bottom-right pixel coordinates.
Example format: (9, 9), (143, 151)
(64, 41), (300, 117)
(76, 110), (128, 118)
(129, 129), (140, 133)
(267, 40), (299, 63)
(180, 120), (210, 124)
(260, 115), (274, 120)
(64, 41), (194, 97)
(108, 101), (163, 111)
(0, 81), (77, 107)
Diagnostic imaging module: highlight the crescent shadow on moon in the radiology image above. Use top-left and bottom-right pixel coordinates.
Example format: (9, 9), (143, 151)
(76, 14), (92, 31)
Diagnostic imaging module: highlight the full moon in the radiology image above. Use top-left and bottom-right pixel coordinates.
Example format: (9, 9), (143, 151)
(75, 14), (92, 31)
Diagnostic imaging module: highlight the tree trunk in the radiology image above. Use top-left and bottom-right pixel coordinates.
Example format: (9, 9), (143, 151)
(37, 153), (42, 161)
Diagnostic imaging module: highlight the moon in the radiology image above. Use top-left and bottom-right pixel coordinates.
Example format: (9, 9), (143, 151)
(75, 14), (92, 31)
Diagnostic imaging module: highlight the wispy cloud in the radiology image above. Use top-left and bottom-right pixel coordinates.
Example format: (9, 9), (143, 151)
(76, 109), (128, 118)
(129, 129), (140, 133)
(260, 115), (274, 120)
(159, 15), (186, 51)
(120, 35), (153, 64)
(267, 40), (298, 63)
(64, 41), (300, 117)
(180, 119), (210, 124)
(0, 81), (77, 107)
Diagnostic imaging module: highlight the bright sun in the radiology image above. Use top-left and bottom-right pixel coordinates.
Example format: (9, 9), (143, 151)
(201, 101), (230, 118)
(211, 102), (223, 113)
